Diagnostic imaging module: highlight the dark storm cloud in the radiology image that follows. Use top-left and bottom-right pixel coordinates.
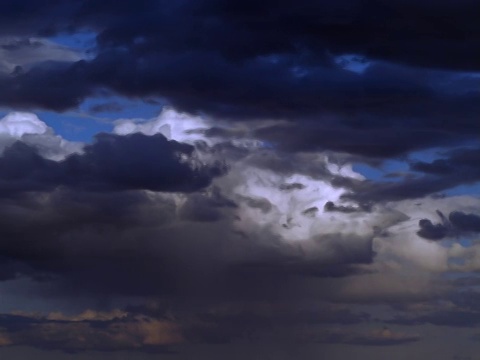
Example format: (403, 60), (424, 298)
(0, 190), (238, 298)
(0, 132), (225, 193)
(416, 210), (480, 240)
(3, 0), (480, 70)
(417, 219), (449, 240)
(67, 132), (226, 192)
(0, 118), (392, 301)
(0, 2), (479, 354)
(0, 189), (375, 299)
(187, 0), (480, 71)
(0, 1), (78, 36)
(341, 147), (480, 202)
(449, 211), (480, 233)
(228, 232), (375, 284)
(0, 0), (477, 187)
(179, 187), (237, 222)
(0, 131), (230, 296)
(0, 61), (91, 110)
(255, 123), (472, 159)
(5, 53), (480, 138)
(0, 188), (177, 291)
(0, 1), (478, 161)
(81, 0), (480, 72)
(0, 162), (375, 300)
(411, 147), (480, 177)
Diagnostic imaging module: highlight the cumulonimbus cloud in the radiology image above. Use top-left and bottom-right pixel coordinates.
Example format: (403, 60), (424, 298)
(0, 108), (476, 353)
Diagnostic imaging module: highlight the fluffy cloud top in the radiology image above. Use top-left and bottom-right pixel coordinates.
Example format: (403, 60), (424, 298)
(0, 112), (47, 137)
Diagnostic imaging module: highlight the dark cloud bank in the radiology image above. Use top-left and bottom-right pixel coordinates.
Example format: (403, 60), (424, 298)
(0, 0), (478, 357)
(0, 0), (479, 160)
(0, 133), (225, 193)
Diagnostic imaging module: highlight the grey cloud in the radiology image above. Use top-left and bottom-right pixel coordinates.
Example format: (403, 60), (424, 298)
(0, 1), (478, 163)
(242, 196), (273, 213)
(0, 132), (226, 194)
(0, 1), (479, 355)
(449, 211), (480, 233)
(230, 232), (375, 281)
(417, 219), (449, 240)
(324, 201), (370, 213)
(179, 188), (237, 222)
(416, 210), (480, 241)
(279, 182), (306, 191)
(343, 148), (480, 202)
(0, 37), (81, 74)
(2, 0), (480, 71)
(0, 123), (397, 302)
(256, 123), (470, 159)
(302, 207), (318, 217)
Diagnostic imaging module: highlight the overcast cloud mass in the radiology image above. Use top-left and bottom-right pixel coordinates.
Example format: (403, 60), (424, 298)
(0, 1), (479, 359)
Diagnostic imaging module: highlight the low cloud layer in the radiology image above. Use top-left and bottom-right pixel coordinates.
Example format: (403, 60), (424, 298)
(0, 306), (420, 353)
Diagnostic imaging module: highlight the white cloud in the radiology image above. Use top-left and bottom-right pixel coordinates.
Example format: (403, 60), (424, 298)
(114, 107), (213, 144)
(0, 112), (47, 137)
(0, 112), (82, 160)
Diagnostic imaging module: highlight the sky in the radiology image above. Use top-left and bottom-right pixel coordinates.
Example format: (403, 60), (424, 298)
(0, 0), (479, 359)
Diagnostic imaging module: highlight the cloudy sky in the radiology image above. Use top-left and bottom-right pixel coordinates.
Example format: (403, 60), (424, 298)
(0, 0), (479, 359)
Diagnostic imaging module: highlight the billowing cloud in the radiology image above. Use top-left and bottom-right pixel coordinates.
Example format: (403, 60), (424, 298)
(0, 2), (478, 352)
(0, 109), (475, 307)
(0, 111), (47, 137)
(0, 110), (414, 303)
(0, 111), (81, 160)
(0, 1), (477, 165)
(0, 132), (225, 194)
